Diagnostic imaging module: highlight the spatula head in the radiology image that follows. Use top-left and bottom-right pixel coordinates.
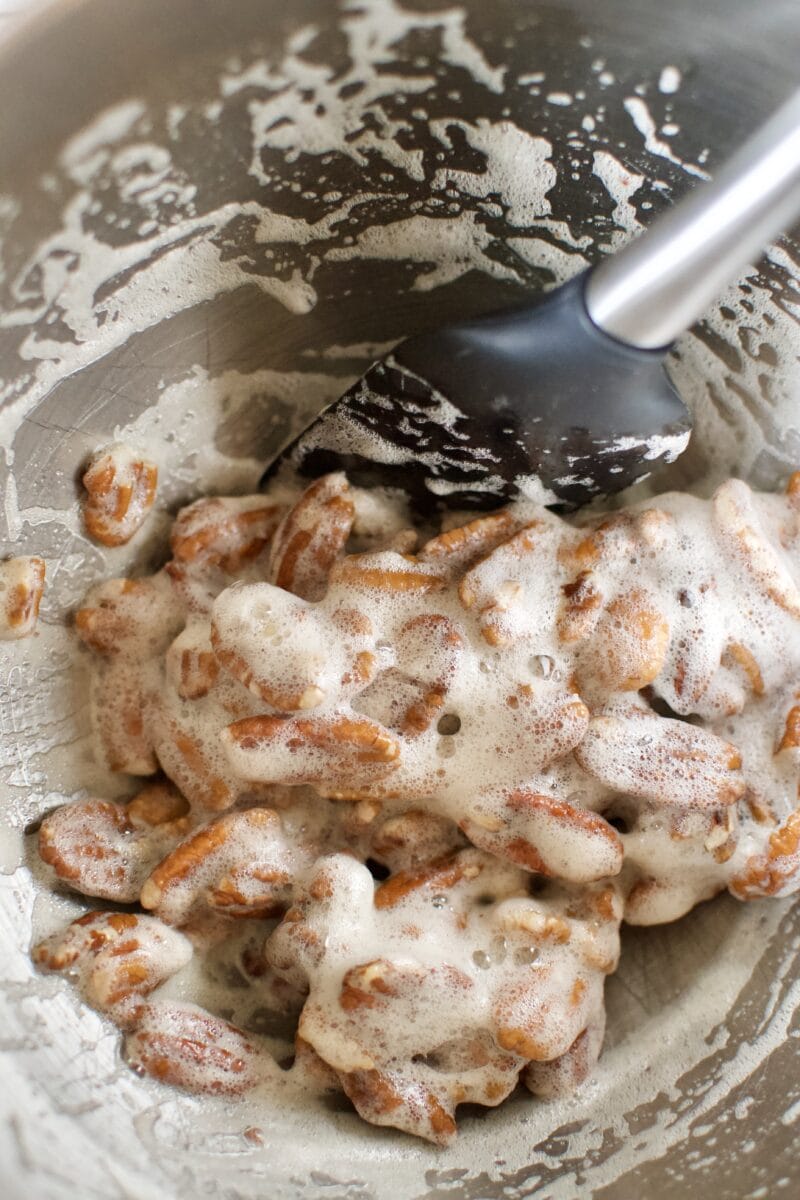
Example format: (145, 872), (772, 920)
(263, 274), (692, 512)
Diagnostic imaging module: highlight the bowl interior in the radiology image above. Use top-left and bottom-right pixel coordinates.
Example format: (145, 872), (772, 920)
(1, 1), (799, 1197)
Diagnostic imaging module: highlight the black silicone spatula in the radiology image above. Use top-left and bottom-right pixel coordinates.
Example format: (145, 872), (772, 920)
(263, 92), (800, 512)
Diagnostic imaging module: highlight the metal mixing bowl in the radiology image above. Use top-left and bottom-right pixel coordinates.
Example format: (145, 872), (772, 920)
(1, 1), (799, 1197)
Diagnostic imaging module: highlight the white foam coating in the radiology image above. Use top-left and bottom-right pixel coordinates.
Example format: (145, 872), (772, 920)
(163, 475), (800, 922)
(60, 449), (800, 1149)
(506, 235), (590, 278)
(59, 99), (147, 178)
(658, 66), (683, 95)
(591, 149), (645, 248)
(430, 118), (557, 227)
(596, 429), (691, 462)
(624, 96), (710, 180)
(325, 210), (511, 291)
(262, 848), (619, 1141)
(223, 0), (503, 192)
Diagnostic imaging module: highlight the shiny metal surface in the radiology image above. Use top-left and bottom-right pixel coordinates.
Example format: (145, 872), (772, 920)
(587, 89), (800, 348)
(1, 2), (799, 1199)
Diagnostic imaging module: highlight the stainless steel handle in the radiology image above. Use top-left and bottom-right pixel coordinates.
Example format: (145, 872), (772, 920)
(585, 90), (800, 349)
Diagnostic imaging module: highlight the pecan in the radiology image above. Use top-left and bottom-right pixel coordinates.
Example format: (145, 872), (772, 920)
(140, 807), (311, 924)
(557, 570), (603, 644)
(0, 556), (45, 640)
(340, 959), (428, 1011)
(33, 910), (191, 1023)
(723, 641), (765, 697)
(493, 964), (593, 1064)
(395, 613), (464, 734)
(468, 688), (590, 786)
(125, 1001), (266, 1094)
(331, 551), (446, 594)
(264, 851), (619, 1144)
(211, 583), (371, 712)
(575, 707), (745, 809)
(75, 580), (147, 654)
(166, 624), (219, 699)
(574, 884), (624, 926)
(492, 899), (572, 943)
(371, 811), (463, 872)
(92, 658), (158, 775)
(170, 495), (284, 571)
(269, 474), (355, 601)
(713, 478), (800, 619)
(419, 511), (520, 572)
(128, 781), (191, 825)
(341, 1068), (458, 1145)
(341, 1068), (404, 1117)
(38, 784), (189, 902)
(75, 575), (181, 656)
(578, 589), (669, 692)
(523, 1012), (605, 1098)
(222, 713), (400, 787)
(152, 712), (241, 811)
(729, 809), (800, 899)
(558, 512), (639, 573)
(460, 790), (623, 884)
(786, 471), (800, 507)
(82, 444), (157, 546)
(458, 523), (547, 646)
(778, 703), (800, 751)
(374, 853), (478, 909)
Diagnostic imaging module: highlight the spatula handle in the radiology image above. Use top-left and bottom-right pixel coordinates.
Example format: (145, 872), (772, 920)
(585, 90), (800, 350)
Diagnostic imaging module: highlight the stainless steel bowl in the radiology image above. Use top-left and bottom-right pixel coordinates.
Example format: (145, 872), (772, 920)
(1, 2), (799, 1197)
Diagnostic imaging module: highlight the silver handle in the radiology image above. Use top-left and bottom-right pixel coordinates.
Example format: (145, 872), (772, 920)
(585, 90), (800, 349)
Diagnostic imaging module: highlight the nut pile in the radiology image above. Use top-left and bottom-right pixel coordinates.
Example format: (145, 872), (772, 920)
(32, 468), (800, 1142)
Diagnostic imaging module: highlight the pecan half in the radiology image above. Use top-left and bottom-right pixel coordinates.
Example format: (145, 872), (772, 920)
(39, 784), (189, 902)
(170, 495), (284, 571)
(33, 910), (191, 1024)
(222, 713), (400, 787)
(0, 556), (45, 640)
(82, 444), (157, 547)
(140, 807), (312, 924)
(575, 707), (745, 809)
(269, 474), (355, 601)
(125, 1001), (266, 1094)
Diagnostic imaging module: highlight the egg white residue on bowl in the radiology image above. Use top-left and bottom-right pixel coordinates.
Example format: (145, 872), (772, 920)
(623, 96), (710, 180)
(1, 0), (799, 1196)
(0, 0), (796, 484)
